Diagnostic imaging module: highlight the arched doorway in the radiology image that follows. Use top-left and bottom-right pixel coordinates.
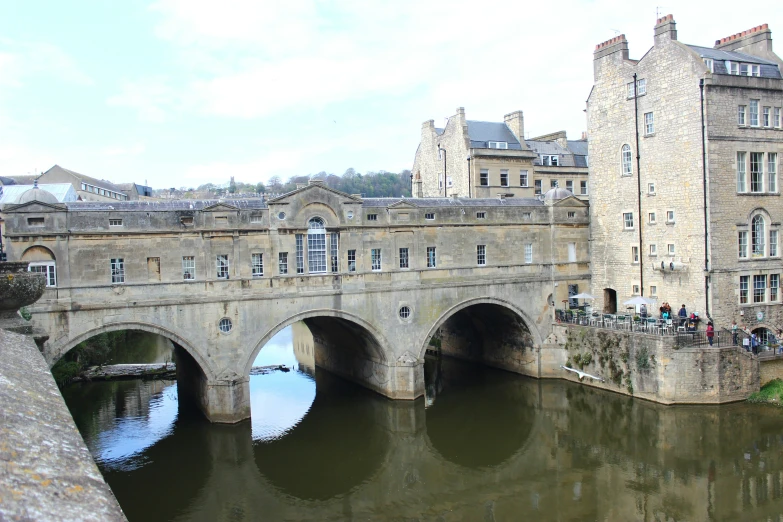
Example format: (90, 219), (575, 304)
(603, 288), (617, 314)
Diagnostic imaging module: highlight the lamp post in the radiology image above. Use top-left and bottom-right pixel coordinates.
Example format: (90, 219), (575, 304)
(438, 145), (447, 197)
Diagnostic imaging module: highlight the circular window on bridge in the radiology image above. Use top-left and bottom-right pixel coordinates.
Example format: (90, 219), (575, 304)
(219, 317), (233, 334)
(278, 212), (286, 220)
(399, 306), (412, 320)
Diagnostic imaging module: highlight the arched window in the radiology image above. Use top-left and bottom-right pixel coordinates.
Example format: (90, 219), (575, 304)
(22, 246), (57, 287)
(307, 217), (327, 273)
(752, 214), (765, 256)
(621, 145), (633, 176)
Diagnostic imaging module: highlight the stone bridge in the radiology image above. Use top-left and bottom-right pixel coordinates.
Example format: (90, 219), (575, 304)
(3, 182), (590, 422)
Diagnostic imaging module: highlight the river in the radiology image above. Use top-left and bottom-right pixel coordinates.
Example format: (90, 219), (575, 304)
(61, 327), (783, 521)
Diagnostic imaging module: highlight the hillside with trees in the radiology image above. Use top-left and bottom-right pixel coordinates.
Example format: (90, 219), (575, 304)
(154, 169), (413, 199)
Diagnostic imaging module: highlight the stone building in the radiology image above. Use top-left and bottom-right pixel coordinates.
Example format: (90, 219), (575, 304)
(6, 165), (131, 202)
(411, 107), (588, 200)
(587, 15), (783, 340)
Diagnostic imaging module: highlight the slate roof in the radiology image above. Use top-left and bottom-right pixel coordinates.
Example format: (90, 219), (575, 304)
(63, 199), (268, 211)
(5, 175), (39, 185)
(362, 197), (544, 208)
(567, 140), (589, 156)
(688, 45), (782, 79)
(0, 176), (17, 185)
(43, 165), (126, 193)
(524, 139), (589, 168)
(466, 121), (524, 150)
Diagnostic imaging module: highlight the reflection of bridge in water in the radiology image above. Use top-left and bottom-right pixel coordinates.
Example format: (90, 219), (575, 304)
(89, 359), (783, 522)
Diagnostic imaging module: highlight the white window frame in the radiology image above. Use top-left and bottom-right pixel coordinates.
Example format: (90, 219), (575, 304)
(636, 78), (646, 95)
(740, 275), (749, 304)
(476, 211), (486, 219)
(751, 152), (764, 193)
(500, 170), (509, 187)
(754, 274), (767, 303)
(627, 81), (635, 99)
(347, 250), (356, 272)
(488, 141), (508, 149)
(371, 248), (382, 271)
(763, 107), (771, 127)
(644, 112), (654, 135)
(182, 256), (195, 280)
(649, 285), (657, 297)
(524, 243), (533, 264)
(775, 107), (782, 129)
(623, 212), (634, 230)
(279, 252), (289, 275)
(477, 245), (486, 266)
(425, 213), (435, 220)
(520, 170), (528, 187)
(251, 253), (264, 277)
(111, 258), (125, 284)
(650, 244), (657, 256)
(480, 169), (488, 186)
(737, 152), (747, 193)
(667, 244), (676, 256)
(750, 64), (760, 77)
(750, 100), (759, 127)
(216, 254), (229, 279)
(738, 105), (746, 126)
(739, 231), (748, 259)
(567, 242), (576, 263)
(752, 214), (765, 256)
(580, 180), (588, 195)
(648, 212), (656, 224)
(769, 153), (778, 193)
(771, 274), (780, 302)
(632, 246), (639, 263)
(296, 235), (304, 274)
(534, 180), (542, 195)
(28, 261), (56, 287)
(666, 210), (675, 224)
(648, 182), (655, 194)
(330, 233), (339, 273)
(307, 217), (327, 274)
(426, 246), (436, 268)
(399, 247), (409, 269)
(109, 219), (123, 227)
(566, 180), (573, 192)
(542, 155), (559, 166)
(770, 230), (779, 257)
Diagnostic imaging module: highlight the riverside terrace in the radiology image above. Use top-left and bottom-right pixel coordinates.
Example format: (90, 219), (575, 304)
(3, 182), (590, 422)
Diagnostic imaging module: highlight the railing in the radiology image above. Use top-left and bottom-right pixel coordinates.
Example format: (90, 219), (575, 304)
(555, 309), (684, 336)
(674, 330), (730, 348)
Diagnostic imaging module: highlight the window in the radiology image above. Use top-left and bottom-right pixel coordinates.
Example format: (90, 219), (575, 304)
(500, 170), (509, 187)
(752, 215), (765, 256)
(775, 107), (781, 128)
(632, 246), (639, 263)
(250, 253), (263, 277)
(740, 275), (749, 303)
(488, 141), (508, 149)
(751, 64), (760, 77)
(567, 211), (576, 218)
(650, 244), (657, 256)
(367, 214), (378, 221)
(621, 144), (633, 176)
(181, 216), (194, 226)
(347, 250), (356, 272)
(648, 212), (656, 224)
(296, 234), (304, 274)
(644, 112), (654, 135)
(219, 318), (232, 333)
(109, 219), (123, 227)
(550, 179), (558, 189)
(666, 210), (675, 223)
(542, 155), (559, 166)
(632, 284), (640, 295)
(728, 61), (739, 75)
(534, 180), (542, 195)
(648, 182), (655, 194)
(636, 78), (646, 96)
(739, 231), (748, 258)
(751, 152), (763, 192)
(522, 212), (532, 220)
(771, 230), (778, 257)
(703, 58), (713, 72)
(667, 244), (675, 256)
(81, 183), (86, 190)
(182, 256), (195, 280)
(750, 100), (759, 127)
(399, 306), (411, 319)
(769, 153), (778, 193)
(623, 212), (634, 229)
(425, 213), (435, 220)
(476, 212), (486, 219)
(28, 262), (56, 287)
(371, 249), (382, 271)
(477, 245), (486, 266)
(627, 81), (635, 98)
(447, 176), (453, 187)
(740, 63), (749, 76)
(520, 170), (528, 187)
(426, 246), (436, 268)
(568, 242), (576, 262)
(111, 258), (125, 283)
(737, 152), (747, 193)
(251, 214), (263, 223)
(754, 275), (767, 303)
(399, 248), (409, 269)
(27, 217), (44, 226)
(279, 252), (289, 275)
(330, 233), (339, 273)
(580, 181), (588, 195)
(566, 180), (573, 192)
(216, 254), (229, 279)
(771, 274), (780, 302)
(480, 170), (488, 186)
(100, 189), (105, 196)
(307, 217), (327, 274)
(650, 285), (657, 297)
(524, 243), (533, 264)
(764, 107), (771, 127)
(738, 105), (746, 126)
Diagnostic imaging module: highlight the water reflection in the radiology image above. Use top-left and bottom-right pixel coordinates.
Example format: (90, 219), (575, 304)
(62, 334), (783, 522)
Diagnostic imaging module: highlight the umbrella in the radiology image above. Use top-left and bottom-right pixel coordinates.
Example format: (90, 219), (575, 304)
(623, 296), (656, 306)
(571, 292), (596, 300)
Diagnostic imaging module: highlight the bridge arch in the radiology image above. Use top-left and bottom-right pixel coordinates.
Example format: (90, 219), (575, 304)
(47, 321), (216, 381)
(418, 297), (543, 360)
(243, 309), (394, 379)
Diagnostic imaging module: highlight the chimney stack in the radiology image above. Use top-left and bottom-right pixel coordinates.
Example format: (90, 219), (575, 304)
(654, 14), (677, 45)
(504, 111), (529, 149)
(593, 34), (629, 80)
(715, 24), (773, 56)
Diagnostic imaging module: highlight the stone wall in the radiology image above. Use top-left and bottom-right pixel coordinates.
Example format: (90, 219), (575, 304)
(0, 328), (126, 521)
(760, 357), (783, 385)
(551, 325), (759, 403)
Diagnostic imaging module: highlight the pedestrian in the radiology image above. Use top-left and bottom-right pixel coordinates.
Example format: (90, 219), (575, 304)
(751, 333), (759, 355)
(678, 304), (687, 326)
(706, 322), (715, 346)
(731, 320), (738, 346)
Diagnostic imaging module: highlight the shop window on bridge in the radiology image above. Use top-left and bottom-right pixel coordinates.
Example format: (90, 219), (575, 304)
(279, 252), (288, 275)
(216, 254), (229, 279)
(252, 253), (264, 277)
(296, 235), (304, 274)
(307, 217), (327, 274)
(28, 261), (56, 287)
(111, 258), (125, 284)
(347, 250), (356, 272)
(330, 233), (339, 273)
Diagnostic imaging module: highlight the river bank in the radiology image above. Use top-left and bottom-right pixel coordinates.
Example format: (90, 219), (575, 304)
(748, 378), (783, 406)
(72, 363), (292, 382)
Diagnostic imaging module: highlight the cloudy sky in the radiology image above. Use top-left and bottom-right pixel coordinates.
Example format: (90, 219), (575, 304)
(1, 1), (781, 189)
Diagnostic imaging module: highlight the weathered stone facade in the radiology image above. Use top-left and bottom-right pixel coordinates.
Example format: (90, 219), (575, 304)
(2, 182), (590, 422)
(588, 16), (783, 340)
(411, 108), (588, 200)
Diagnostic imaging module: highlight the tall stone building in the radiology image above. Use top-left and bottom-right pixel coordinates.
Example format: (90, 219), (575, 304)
(411, 107), (588, 200)
(588, 15), (783, 340)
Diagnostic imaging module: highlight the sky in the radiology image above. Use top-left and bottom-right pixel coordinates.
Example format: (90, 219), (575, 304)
(1, 1), (781, 190)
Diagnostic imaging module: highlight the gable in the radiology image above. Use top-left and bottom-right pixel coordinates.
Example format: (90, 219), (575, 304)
(386, 200), (418, 210)
(553, 195), (589, 207)
(202, 203), (240, 212)
(268, 183), (361, 205)
(2, 201), (67, 213)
